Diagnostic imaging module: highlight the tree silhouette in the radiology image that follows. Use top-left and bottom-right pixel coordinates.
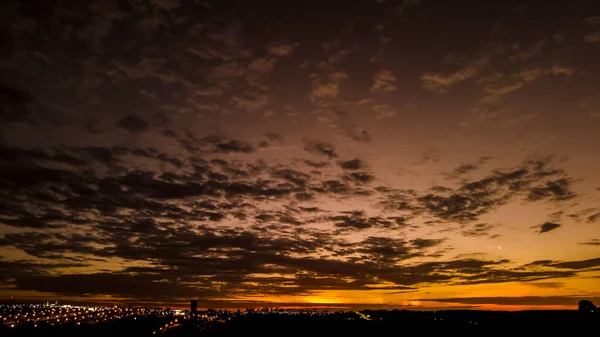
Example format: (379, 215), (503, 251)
(578, 300), (597, 313)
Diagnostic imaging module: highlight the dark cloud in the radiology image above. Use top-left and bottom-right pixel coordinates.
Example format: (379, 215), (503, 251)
(418, 193), (494, 223)
(347, 129), (372, 143)
(579, 239), (600, 246)
(271, 168), (310, 186)
(345, 172), (375, 184)
(304, 140), (338, 159)
(461, 223), (496, 237)
(116, 114), (150, 133)
(539, 222), (561, 233)
(304, 160), (331, 168)
(410, 238), (444, 249)
(0, 260), (88, 283)
(429, 185), (452, 193)
(338, 159), (365, 170)
(259, 133), (284, 148)
(526, 257), (600, 270)
(527, 178), (575, 201)
(550, 257), (600, 270)
(214, 140), (255, 154)
(383, 157), (579, 223)
(330, 214), (381, 230)
(454, 163), (478, 174)
(0, 205), (586, 302)
(329, 212), (413, 232)
(353, 237), (412, 263)
(329, 109), (373, 143)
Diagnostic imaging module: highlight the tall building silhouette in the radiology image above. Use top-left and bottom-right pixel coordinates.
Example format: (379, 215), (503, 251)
(190, 300), (198, 314)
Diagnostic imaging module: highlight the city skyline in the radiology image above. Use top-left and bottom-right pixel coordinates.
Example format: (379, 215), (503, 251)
(1, 0), (600, 310)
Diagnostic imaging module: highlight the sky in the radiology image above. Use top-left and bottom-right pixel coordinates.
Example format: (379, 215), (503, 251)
(1, 0), (600, 311)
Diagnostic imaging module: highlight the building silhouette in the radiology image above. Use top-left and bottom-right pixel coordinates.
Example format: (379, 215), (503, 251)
(190, 300), (198, 314)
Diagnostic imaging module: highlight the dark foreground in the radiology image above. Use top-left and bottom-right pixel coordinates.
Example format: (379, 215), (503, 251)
(2, 310), (599, 336)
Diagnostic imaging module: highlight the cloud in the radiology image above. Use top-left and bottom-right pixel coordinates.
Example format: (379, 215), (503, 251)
(585, 32), (600, 43)
(384, 157), (578, 223)
(453, 161), (487, 175)
(369, 37), (391, 63)
(310, 72), (348, 101)
(249, 57), (277, 74)
(321, 109), (373, 143)
(579, 239), (600, 246)
(338, 159), (365, 170)
(587, 213), (600, 224)
(420, 58), (485, 92)
(325, 48), (355, 65)
(304, 160), (331, 168)
(271, 168), (310, 187)
(373, 103), (397, 119)
(371, 69), (397, 92)
(538, 222), (561, 233)
(231, 92), (269, 111)
(344, 172), (375, 184)
(347, 128), (372, 143)
(527, 179), (575, 201)
(529, 257), (600, 270)
(584, 16), (600, 43)
(267, 42), (299, 56)
(303, 140), (338, 159)
(259, 133), (284, 148)
(423, 38), (575, 117)
(460, 223), (497, 238)
(116, 114), (150, 133)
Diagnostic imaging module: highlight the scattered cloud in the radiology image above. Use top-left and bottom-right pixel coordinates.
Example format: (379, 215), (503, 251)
(0, 142), (590, 303)
(303, 140), (338, 159)
(373, 103), (398, 119)
(1, 0), (598, 307)
(538, 222), (561, 234)
(338, 159), (365, 170)
(371, 69), (398, 92)
(310, 72), (348, 101)
(267, 42), (299, 56)
(461, 223), (497, 238)
(584, 16), (600, 43)
(579, 239), (600, 246)
(385, 157), (578, 224)
(214, 140), (255, 154)
(420, 55), (488, 93)
(232, 92), (269, 111)
(319, 109), (373, 143)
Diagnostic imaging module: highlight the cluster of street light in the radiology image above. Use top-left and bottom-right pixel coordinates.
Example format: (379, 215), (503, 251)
(2, 304), (374, 334)
(153, 316), (187, 334)
(0, 304), (155, 328)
